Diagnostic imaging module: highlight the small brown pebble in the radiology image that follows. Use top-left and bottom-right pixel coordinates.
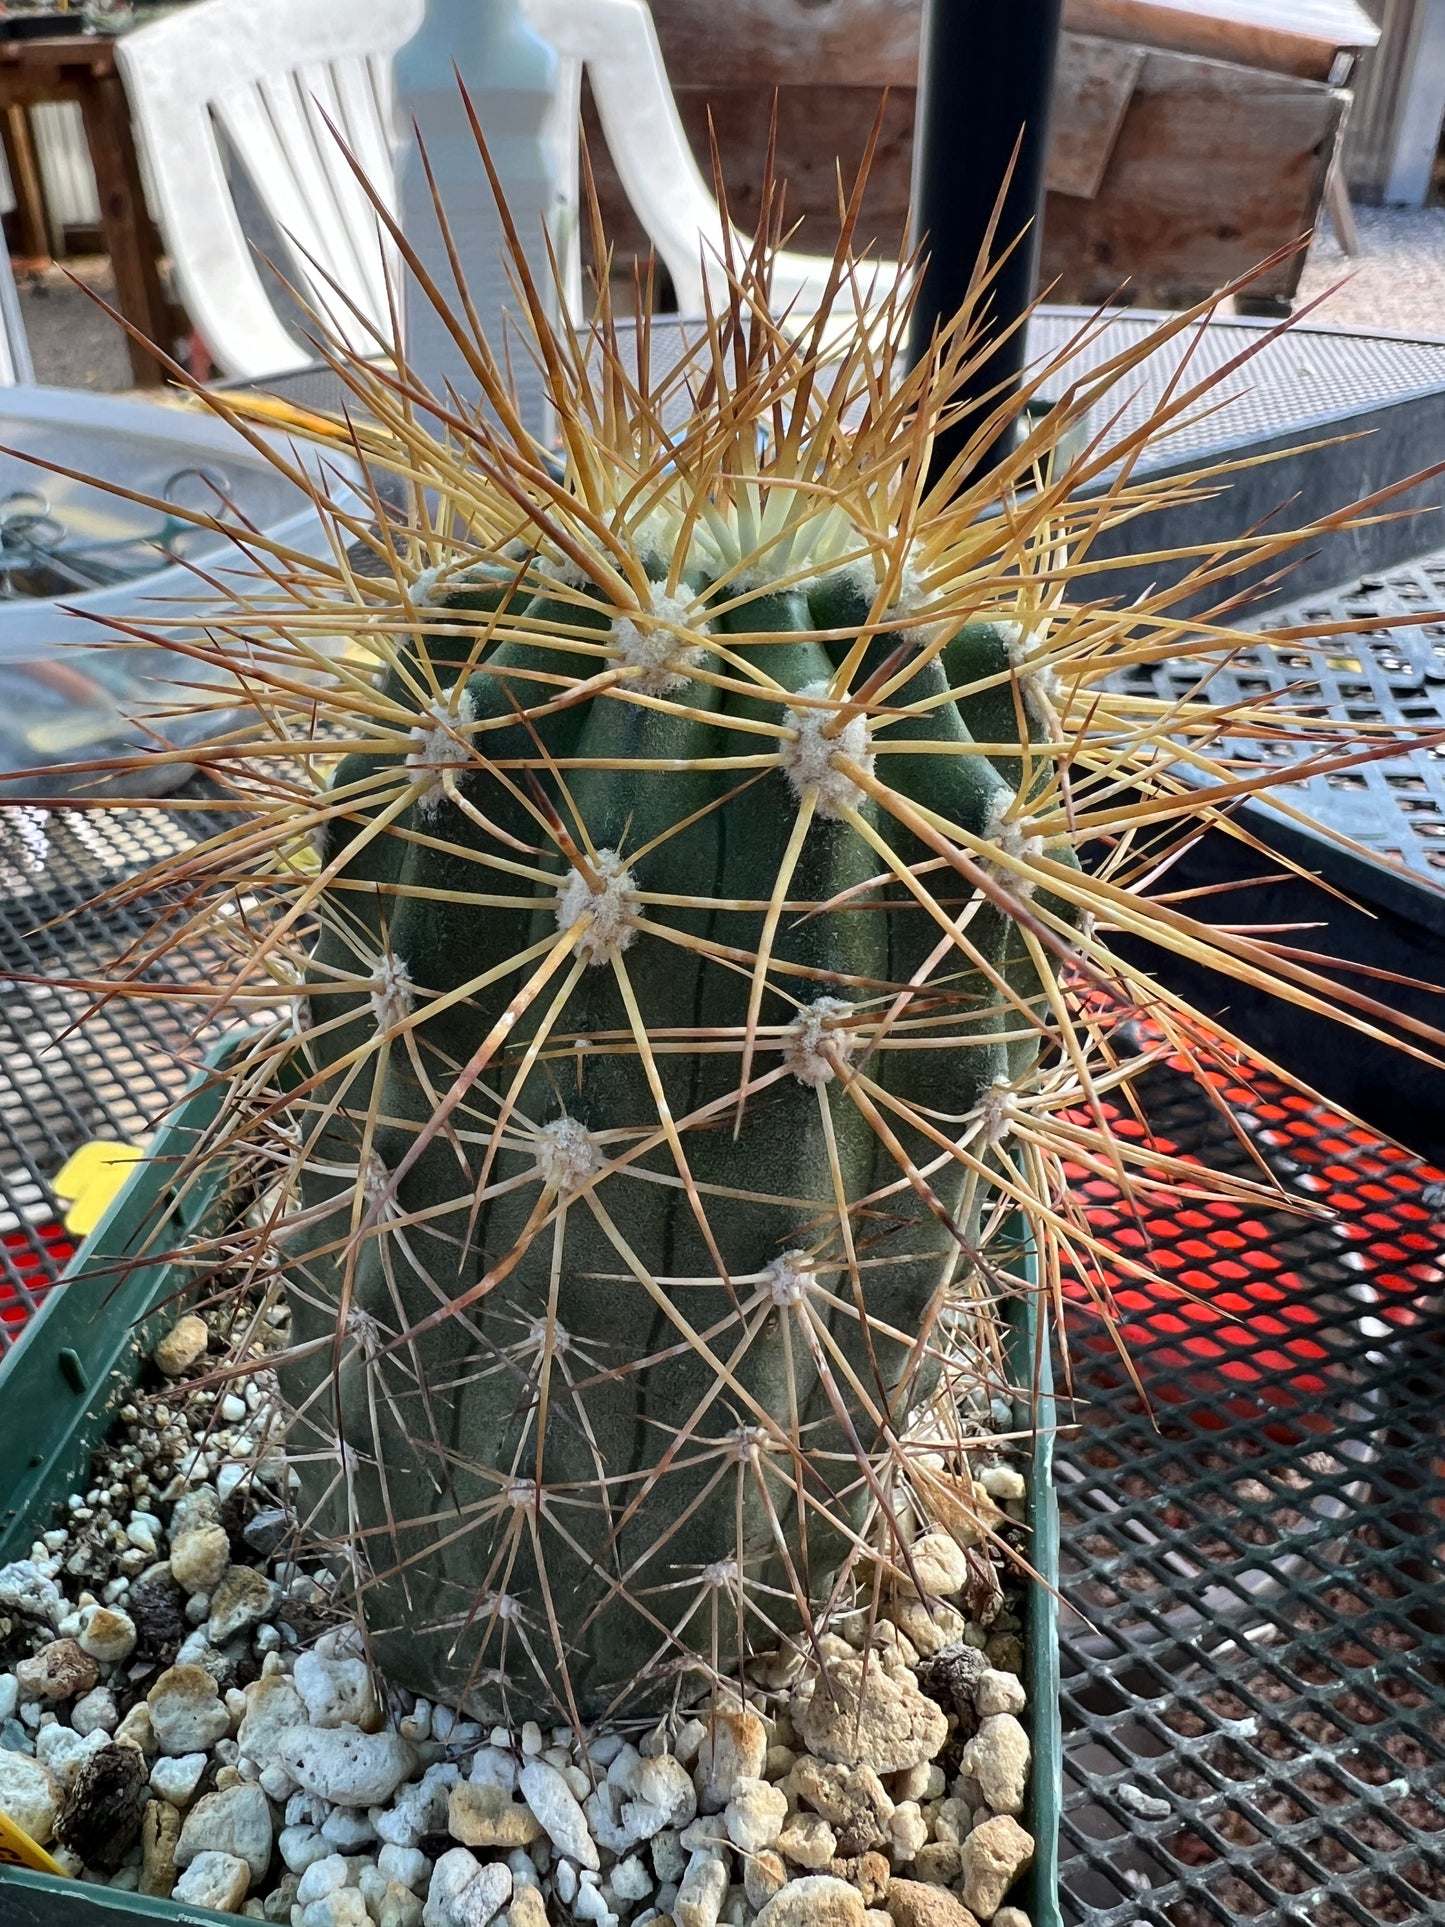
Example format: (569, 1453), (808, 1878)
(886, 1880), (981, 1927)
(912, 1841), (963, 1886)
(831, 1851), (890, 1905)
(54, 1743), (149, 1874)
(153, 1314), (209, 1378)
(15, 1638), (99, 1704)
(139, 1788), (182, 1896)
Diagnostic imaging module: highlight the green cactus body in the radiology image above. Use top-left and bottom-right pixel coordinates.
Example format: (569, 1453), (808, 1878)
(18, 167), (1405, 1747)
(288, 547), (1059, 1721)
(16, 142), (1423, 1750)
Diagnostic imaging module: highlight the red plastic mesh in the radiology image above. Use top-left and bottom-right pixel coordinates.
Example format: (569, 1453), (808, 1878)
(0, 1221), (74, 1343)
(1058, 1008), (1442, 1431)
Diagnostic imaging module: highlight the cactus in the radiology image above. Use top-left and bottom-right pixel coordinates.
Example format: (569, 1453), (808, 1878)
(20, 163), (1442, 1729)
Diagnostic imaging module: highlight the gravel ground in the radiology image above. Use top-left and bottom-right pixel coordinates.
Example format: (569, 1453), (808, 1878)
(1295, 203), (1445, 336)
(16, 256), (140, 391)
(11, 202), (1445, 397)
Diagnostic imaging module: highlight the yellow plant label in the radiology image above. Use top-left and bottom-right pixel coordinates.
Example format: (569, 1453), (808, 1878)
(52, 1139), (144, 1236)
(0, 1807), (67, 1875)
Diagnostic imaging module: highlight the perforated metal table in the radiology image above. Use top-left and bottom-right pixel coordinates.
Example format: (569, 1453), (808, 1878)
(0, 793), (1440, 1926)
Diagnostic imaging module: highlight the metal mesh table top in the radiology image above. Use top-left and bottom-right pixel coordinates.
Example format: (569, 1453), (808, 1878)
(1111, 549), (1445, 889)
(246, 305), (1445, 480)
(0, 802), (224, 1350)
(0, 804), (1441, 1924)
(1027, 308), (1445, 472)
(1054, 1003), (1445, 1926)
(252, 306), (1445, 460)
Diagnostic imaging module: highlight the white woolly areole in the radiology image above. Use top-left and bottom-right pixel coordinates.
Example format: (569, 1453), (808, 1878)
(409, 563), (454, 606)
(888, 550), (928, 618)
(408, 562), (464, 605)
(818, 541), (941, 644)
(765, 1250), (815, 1306)
(611, 590), (709, 694)
(703, 1559), (742, 1589)
(406, 690), (476, 815)
(1000, 616), (1063, 718)
(344, 1307), (382, 1359)
(727, 1424), (769, 1463)
(534, 547), (592, 590)
(368, 954), (413, 1031)
(878, 541), (951, 648)
(629, 508), (681, 562)
(527, 1316), (571, 1354)
(534, 1115), (604, 1194)
(781, 682), (874, 819)
(985, 791), (1045, 901)
(783, 996), (856, 1087)
(979, 1076), (1018, 1148)
(361, 1153), (391, 1208)
(833, 552), (883, 605)
(504, 1479), (538, 1510)
(555, 849), (637, 964)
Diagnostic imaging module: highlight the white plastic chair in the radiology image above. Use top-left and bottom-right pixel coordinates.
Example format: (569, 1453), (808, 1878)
(115, 0), (425, 379)
(117, 0), (901, 384)
(0, 244), (34, 385)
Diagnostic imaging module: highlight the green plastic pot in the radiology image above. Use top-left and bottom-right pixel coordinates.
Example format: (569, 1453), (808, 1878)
(0, 1037), (1061, 1927)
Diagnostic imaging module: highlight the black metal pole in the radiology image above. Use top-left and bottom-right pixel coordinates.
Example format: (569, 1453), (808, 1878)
(907, 0), (1066, 488)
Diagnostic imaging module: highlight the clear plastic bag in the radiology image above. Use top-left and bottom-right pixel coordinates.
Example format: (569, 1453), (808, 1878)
(0, 386), (348, 796)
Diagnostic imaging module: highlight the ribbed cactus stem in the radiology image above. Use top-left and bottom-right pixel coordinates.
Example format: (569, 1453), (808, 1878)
(56, 168), (1407, 1731)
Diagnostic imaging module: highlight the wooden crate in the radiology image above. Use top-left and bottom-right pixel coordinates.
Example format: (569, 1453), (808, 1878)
(1041, 47), (1345, 305)
(584, 0), (1347, 309)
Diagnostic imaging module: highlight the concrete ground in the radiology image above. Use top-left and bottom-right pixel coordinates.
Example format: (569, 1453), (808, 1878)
(16, 255), (138, 392)
(1295, 204), (1445, 335)
(12, 203), (1445, 394)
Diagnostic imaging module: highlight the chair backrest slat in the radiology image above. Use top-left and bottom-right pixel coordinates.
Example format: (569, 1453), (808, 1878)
(117, 0), (422, 378)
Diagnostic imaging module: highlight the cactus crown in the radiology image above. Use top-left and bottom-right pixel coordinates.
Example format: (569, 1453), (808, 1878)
(19, 148), (1441, 1727)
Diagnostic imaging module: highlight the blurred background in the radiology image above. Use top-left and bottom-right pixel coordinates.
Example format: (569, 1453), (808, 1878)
(6, 0), (1445, 389)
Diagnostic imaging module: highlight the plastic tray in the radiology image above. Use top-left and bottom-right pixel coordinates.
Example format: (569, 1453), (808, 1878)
(0, 1039), (1063, 1927)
